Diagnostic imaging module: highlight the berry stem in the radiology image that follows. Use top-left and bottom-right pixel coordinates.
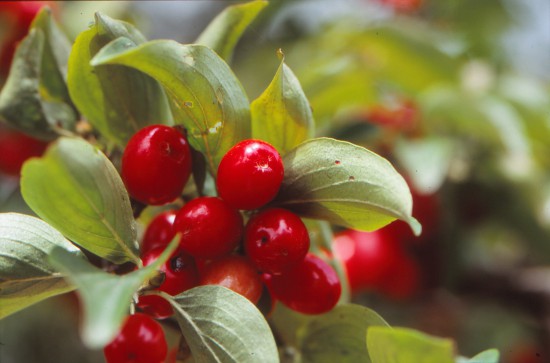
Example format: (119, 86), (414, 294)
(314, 221), (350, 303)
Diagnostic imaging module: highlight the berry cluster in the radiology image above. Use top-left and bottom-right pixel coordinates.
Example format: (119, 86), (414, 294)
(106, 126), (342, 362)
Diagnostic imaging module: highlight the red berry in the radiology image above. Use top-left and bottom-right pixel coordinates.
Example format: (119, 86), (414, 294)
(141, 210), (177, 254)
(377, 253), (420, 300)
(137, 246), (199, 319)
(121, 125), (192, 205)
(174, 197), (243, 259)
(0, 125), (48, 176)
(332, 229), (402, 293)
(366, 99), (418, 132)
(269, 253), (341, 314)
(376, 0), (423, 12)
(217, 139), (284, 210)
(136, 295), (173, 321)
(200, 255), (263, 304)
(245, 208), (310, 275)
(0, 2), (55, 75)
(384, 188), (440, 244)
(104, 313), (167, 363)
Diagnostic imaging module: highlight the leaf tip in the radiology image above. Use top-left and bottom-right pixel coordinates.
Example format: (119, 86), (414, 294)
(276, 48), (285, 61)
(408, 217), (422, 236)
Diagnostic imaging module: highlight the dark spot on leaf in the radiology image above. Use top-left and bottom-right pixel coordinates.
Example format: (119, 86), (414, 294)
(348, 176), (355, 181)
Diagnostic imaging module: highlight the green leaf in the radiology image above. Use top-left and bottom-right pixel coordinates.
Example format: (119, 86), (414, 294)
(30, 7), (75, 116)
(419, 86), (502, 148)
(357, 26), (457, 93)
(0, 7), (77, 139)
(21, 137), (139, 264)
(367, 327), (455, 363)
(48, 238), (178, 349)
(394, 137), (455, 194)
(90, 40), (251, 174)
(273, 138), (420, 234)
(298, 54), (378, 128)
(196, 0), (268, 63)
(251, 54), (315, 155)
(67, 12), (173, 146)
(170, 285), (279, 363)
(463, 349), (500, 363)
(0, 213), (83, 319)
(299, 304), (389, 363)
(269, 303), (312, 347)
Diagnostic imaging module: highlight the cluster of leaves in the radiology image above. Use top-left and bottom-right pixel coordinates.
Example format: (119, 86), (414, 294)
(0, 1), (505, 362)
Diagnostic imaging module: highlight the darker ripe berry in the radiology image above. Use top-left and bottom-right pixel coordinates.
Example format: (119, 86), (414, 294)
(121, 125), (192, 205)
(245, 208), (310, 275)
(174, 196), (243, 259)
(377, 252), (420, 300)
(216, 139), (284, 210)
(104, 313), (167, 363)
(141, 210), (177, 254)
(200, 255), (263, 304)
(0, 125), (48, 176)
(332, 229), (403, 293)
(268, 253), (341, 314)
(137, 246), (199, 319)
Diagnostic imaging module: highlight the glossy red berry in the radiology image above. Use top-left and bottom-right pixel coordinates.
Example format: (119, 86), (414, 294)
(141, 210), (177, 254)
(0, 125), (48, 176)
(104, 313), (167, 363)
(332, 229), (402, 293)
(200, 255), (263, 304)
(121, 125), (192, 205)
(174, 197), (243, 259)
(137, 246), (199, 319)
(269, 253), (341, 314)
(217, 139), (284, 210)
(245, 208), (310, 275)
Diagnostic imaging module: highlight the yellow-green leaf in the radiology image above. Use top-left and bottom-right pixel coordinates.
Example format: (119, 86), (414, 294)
(196, 0), (268, 63)
(67, 13), (173, 146)
(367, 327), (455, 363)
(251, 55), (314, 155)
